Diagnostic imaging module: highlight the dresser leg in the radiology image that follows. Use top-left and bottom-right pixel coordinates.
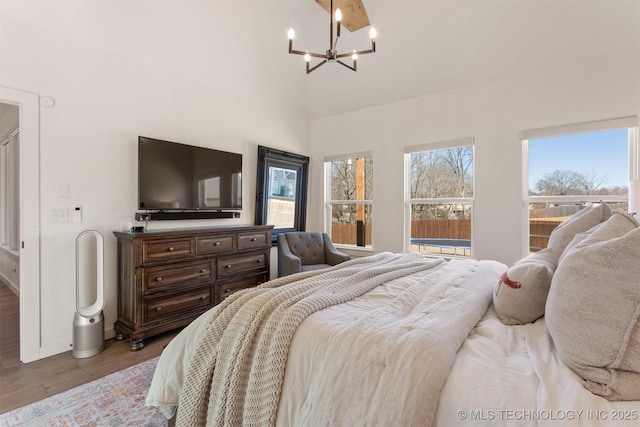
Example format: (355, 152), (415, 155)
(129, 339), (144, 351)
(114, 333), (124, 341)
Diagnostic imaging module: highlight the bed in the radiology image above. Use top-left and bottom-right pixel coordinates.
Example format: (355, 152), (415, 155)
(146, 205), (640, 426)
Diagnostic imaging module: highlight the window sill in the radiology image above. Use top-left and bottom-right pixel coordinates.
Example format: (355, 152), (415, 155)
(334, 245), (374, 258)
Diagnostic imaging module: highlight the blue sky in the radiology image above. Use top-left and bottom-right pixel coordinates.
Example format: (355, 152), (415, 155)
(528, 129), (628, 191)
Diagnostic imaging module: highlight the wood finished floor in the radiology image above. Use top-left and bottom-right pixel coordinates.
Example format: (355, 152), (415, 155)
(0, 279), (178, 414)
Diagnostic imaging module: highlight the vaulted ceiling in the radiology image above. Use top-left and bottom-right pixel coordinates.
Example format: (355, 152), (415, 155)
(3, 1), (637, 121)
(258, 0), (637, 119)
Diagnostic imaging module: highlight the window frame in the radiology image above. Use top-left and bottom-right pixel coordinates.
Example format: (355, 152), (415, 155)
(255, 145), (309, 246)
(403, 137), (475, 257)
(324, 151), (374, 250)
(521, 116), (639, 256)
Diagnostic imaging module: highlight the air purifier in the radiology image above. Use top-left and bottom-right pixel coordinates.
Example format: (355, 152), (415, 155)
(72, 230), (105, 358)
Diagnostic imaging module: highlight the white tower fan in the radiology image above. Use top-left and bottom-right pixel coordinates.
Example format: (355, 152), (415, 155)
(72, 230), (105, 358)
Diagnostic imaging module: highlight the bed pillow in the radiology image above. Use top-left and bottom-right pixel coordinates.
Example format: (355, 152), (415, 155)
(559, 212), (638, 263)
(493, 248), (556, 325)
(545, 215), (640, 401)
(547, 204), (611, 257)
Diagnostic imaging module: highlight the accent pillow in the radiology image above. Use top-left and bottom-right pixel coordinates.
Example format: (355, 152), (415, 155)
(547, 204), (611, 257)
(545, 216), (640, 401)
(559, 212), (638, 263)
(493, 248), (556, 325)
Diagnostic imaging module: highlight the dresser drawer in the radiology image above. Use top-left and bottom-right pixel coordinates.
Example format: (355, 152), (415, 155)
(143, 237), (195, 263)
(143, 260), (214, 295)
(238, 231), (270, 250)
(217, 274), (267, 302)
(196, 234), (235, 255)
(143, 287), (212, 325)
(217, 252), (267, 277)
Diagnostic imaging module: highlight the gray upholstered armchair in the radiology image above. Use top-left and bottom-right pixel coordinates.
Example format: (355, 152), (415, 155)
(277, 232), (351, 277)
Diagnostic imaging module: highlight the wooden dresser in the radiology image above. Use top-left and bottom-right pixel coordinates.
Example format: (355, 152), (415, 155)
(113, 225), (273, 350)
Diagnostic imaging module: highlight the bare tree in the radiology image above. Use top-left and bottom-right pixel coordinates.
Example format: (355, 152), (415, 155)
(579, 170), (607, 195)
(410, 147), (473, 220)
(534, 170), (583, 195)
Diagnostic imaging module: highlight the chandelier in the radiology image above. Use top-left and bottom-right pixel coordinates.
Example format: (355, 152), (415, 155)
(287, 0), (377, 74)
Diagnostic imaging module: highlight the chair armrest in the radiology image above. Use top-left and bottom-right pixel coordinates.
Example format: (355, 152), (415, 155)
(277, 234), (302, 277)
(323, 233), (351, 266)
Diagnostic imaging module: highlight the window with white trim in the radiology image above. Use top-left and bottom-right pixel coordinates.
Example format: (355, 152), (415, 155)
(324, 152), (373, 248)
(523, 117), (639, 254)
(404, 139), (474, 257)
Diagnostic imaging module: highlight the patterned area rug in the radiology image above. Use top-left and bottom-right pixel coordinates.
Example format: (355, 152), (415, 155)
(0, 357), (166, 427)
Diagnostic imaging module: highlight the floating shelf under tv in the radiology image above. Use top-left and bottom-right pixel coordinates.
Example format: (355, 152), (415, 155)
(135, 211), (240, 221)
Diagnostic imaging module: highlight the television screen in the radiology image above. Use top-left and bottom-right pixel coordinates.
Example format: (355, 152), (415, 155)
(138, 137), (242, 211)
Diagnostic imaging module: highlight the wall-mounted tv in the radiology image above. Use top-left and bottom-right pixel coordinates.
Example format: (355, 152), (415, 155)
(138, 136), (242, 211)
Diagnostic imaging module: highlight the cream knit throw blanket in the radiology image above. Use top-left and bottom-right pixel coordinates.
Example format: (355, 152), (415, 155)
(175, 252), (444, 427)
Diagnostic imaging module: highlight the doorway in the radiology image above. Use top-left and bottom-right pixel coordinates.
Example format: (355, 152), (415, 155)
(0, 87), (41, 363)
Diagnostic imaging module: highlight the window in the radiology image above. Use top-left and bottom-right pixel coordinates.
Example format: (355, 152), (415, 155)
(255, 146), (309, 245)
(404, 139), (474, 257)
(325, 152), (373, 248)
(524, 117), (639, 254)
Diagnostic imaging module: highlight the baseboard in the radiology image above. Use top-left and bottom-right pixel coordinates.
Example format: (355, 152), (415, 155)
(0, 271), (19, 296)
(35, 327), (116, 361)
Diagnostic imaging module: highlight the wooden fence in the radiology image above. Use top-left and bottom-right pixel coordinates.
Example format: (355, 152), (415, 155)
(411, 219), (471, 239)
(331, 223), (372, 246)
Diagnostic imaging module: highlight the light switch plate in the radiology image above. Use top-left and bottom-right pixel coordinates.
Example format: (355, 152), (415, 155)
(72, 206), (82, 223)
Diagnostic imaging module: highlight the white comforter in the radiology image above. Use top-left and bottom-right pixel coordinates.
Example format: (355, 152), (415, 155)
(435, 307), (640, 426)
(147, 255), (505, 426)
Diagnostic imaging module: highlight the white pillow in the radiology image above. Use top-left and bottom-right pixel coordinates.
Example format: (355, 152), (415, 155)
(546, 214), (640, 401)
(547, 204), (611, 256)
(493, 248), (556, 325)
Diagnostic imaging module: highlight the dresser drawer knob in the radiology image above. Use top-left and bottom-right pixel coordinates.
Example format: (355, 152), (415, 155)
(156, 277), (163, 282)
(251, 237), (256, 242)
(256, 259), (261, 263)
(200, 296), (206, 300)
(155, 306), (162, 312)
(226, 264), (232, 269)
(224, 289), (231, 294)
(215, 241), (221, 246)
(167, 247), (175, 252)
(200, 269), (208, 274)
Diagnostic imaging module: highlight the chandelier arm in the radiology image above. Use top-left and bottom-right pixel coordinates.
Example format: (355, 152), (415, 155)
(336, 47), (375, 59)
(336, 60), (357, 72)
(307, 60), (328, 74)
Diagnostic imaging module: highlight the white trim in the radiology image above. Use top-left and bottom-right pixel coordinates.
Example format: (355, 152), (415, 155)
(409, 198), (474, 204)
(0, 86), (41, 363)
(630, 127), (639, 181)
(404, 137), (475, 154)
(323, 150), (373, 162)
(521, 116), (638, 141)
(528, 195), (628, 203)
(328, 200), (373, 205)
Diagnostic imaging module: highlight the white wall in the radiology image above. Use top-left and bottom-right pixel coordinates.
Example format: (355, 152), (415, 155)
(308, 53), (639, 265)
(1, 2), (309, 358)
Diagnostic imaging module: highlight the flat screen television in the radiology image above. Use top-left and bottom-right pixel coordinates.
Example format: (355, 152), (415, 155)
(138, 136), (242, 211)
